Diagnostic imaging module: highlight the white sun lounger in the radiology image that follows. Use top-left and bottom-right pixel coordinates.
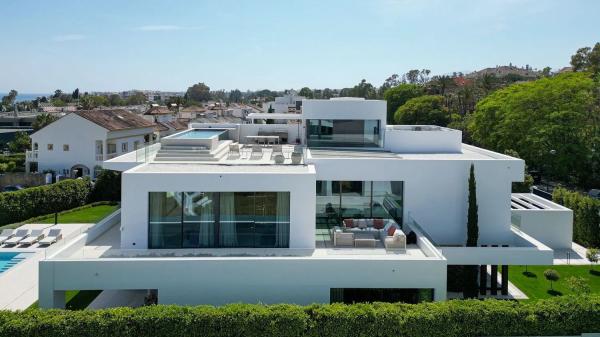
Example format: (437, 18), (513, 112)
(39, 229), (63, 246)
(3, 229), (30, 246)
(18, 229), (45, 246)
(0, 229), (15, 245)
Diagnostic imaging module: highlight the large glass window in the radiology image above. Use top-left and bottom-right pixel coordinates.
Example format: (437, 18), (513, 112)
(315, 181), (404, 227)
(149, 191), (290, 249)
(306, 119), (381, 148)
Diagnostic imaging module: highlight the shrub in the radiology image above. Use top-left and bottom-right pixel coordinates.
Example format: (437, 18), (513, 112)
(544, 269), (560, 290)
(587, 248), (599, 270)
(0, 296), (599, 337)
(553, 187), (600, 247)
(89, 169), (121, 202)
(566, 276), (590, 295)
(0, 178), (92, 226)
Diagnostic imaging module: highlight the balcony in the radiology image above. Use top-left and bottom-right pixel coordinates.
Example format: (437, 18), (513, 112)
(25, 150), (38, 162)
(95, 153), (104, 161)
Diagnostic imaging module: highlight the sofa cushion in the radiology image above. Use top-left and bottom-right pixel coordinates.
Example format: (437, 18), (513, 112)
(387, 226), (396, 237)
(373, 219), (384, 229)
(357, 219), (367, 229)
(343, 219), (354, 228)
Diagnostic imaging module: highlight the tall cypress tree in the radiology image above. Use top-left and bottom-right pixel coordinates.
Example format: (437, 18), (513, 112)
(463, 163), (480, 298)
(466, 163), (479, 247)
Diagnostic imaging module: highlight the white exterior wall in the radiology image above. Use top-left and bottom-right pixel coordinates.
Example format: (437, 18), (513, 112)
(120, 165), (317, 249)
(30, 113), (107, 176)
(302, 98), (387, 127)
(308, 154), (524, 246)
(40, 255), (447, 308)
(384, 127), (462, 153)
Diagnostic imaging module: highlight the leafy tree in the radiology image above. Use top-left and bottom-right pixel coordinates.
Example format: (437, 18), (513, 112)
(51, 98), (65, 107)
(1, 89), (18, 110)
(394, 95), (450, 126)
(383, 84), (423, 123)
(126, 91), (147, 105)
(298, 87), (313, 99)
(544, 269), (560, 291)
(322, 88), (334, 99)
(587, 248), (599, 271)
(185, 83), (211, 102)
(80, 95), (109, 110)
(108, 94), (124, 106)
(463, 164), (479, 298)
(541, 67), (552, 77)
(468, 72), (599, 187)
(8, 131), (31, 153)
(403, 69), (431, 84)
(571, 43), (600, 74)
(347, 79), (377, 99)
(89, 169), (121, 201)
(72, 88), (80, 100)
(53, 89), (63, 98)
(229, 89), (242, 103)
(32, 113), (58, 131)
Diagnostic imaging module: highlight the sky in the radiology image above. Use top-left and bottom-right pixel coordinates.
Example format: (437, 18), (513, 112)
(1, 0), (599, 93)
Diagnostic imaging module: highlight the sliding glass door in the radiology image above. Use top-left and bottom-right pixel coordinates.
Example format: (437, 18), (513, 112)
(315, 181), (404, 227)
(149, 191), (290, 249)
(306, 119), (382, 148)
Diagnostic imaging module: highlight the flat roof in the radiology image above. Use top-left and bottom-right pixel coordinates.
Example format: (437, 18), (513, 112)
(247, 113), (303, 120)
(308, 144), (520, 161)
(131, 163), (314, 174)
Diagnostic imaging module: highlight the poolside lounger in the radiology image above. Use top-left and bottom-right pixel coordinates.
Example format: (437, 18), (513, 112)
(39, 229), (63, 246)
(228, 144), (240, 158)
(270, 145), (284, 159)
(3, 229), (30, 246)
(0, 229), (15, 244)
(18, 229), (45, 246)
(250, 144), (263, 159)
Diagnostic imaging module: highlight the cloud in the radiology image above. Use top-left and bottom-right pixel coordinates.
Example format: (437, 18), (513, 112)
(52, 34), (85, 42)
(134, 25), (202, 32)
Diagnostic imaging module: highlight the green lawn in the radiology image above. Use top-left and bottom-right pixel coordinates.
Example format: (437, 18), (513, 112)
(28, 290), (102, 310)
(36, 204), (118, 224)
(509, 265), (600, 300)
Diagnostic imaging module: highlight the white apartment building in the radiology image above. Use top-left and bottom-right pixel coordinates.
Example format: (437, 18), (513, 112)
(264, 90), (304, 114)
(38, 98), (570, 308)
(26, 109), (156, 178)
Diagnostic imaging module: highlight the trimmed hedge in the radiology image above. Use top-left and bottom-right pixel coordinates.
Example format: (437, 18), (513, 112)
(553, 187), (600, 247)
(1, 296), (599, 336)
(0, 178), (92, 226)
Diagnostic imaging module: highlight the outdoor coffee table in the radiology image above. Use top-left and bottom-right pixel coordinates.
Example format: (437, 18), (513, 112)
(354, 232), (377, 248)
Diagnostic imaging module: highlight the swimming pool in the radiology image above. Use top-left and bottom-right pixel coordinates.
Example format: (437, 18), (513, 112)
(172, 129), (227, 139)
(0, 252), (29, 274)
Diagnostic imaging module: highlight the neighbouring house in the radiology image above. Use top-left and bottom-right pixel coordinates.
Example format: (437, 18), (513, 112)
(26, 109), (156, 178)
(143, 106), (176, 123)
(155, 119), (189, 138)
(263, 90), (304, 114)
(39, 97), (570, 308)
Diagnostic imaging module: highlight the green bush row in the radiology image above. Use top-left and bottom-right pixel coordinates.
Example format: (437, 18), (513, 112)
(1, 296), (599, 337)
(0, 201), (118, 230)
(553, 187), (600, 247)
(0, 178), (92, 226)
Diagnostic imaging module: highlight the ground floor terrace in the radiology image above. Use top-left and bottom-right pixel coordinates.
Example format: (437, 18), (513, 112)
(39, 214), (449, 308)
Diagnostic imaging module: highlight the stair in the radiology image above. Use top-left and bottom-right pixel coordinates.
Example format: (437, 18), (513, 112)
(154, 140), (232, 162)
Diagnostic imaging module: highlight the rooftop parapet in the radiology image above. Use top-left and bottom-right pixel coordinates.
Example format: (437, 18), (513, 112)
(384, 125), (462, 153)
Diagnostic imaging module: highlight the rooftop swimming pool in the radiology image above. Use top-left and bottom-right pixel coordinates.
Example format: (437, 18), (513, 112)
(171, 129), (227, 139)
(0, 252), (30, 274)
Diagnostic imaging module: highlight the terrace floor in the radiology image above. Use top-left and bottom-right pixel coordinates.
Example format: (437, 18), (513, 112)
(60, 223), (431, 260)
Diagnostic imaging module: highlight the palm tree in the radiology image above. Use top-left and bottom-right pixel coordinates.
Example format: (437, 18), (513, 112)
(32, 113), (59, 131)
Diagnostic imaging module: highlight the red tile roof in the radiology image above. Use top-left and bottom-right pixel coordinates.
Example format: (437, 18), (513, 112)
(74, 109), (155, 131)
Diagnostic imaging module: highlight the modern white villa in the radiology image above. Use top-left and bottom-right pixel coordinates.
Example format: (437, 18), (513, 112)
(26, 109), (156, 179)
(38, 97), (571, 308)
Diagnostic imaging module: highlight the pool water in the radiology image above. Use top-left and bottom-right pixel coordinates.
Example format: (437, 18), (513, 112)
(173, 129), (226, 139)
(0, 252), (28, 274)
